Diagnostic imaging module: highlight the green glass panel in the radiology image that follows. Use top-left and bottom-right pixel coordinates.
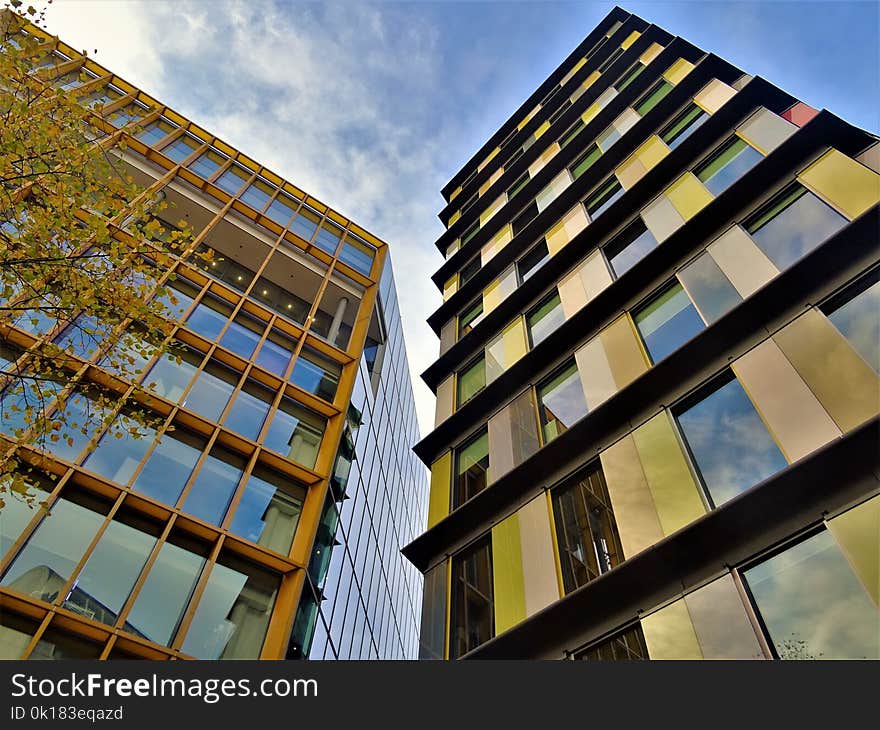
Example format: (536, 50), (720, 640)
(457, 357), (486, 406)
(635, 80), (673, 116)
(571, 144), (602, 180)
(697, 138), (749, 182)
(616, 63), (645, 91)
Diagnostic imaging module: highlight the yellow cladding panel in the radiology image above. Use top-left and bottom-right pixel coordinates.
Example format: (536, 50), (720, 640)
(534, 120), (552, 140)
(528, 143), (560, 179)
(434, 374), (455, 428)
(536, 169), (572, 213)
(613, 107), (641, 136)
(518, 496), (561, 616)
(480, 224), (513, 266)
(575, 334), (618, 410)
(641, 194), (685, 242)
(427, 452), (452, 528)
(483, 266), (517, 316)
(773, 309), (880, 432)
(581, 70), (601, 92)
(615, 156), (647, 190)
(546, 204), (589, 256)
(492, 513), (527, 634)
(732, 338), (841, 462)
(631, 411), (706, 536)
(479, 167), (504, 197)
(599, 314), (650, 391)
(517, 106), (540, 131)
(448, 210), (461, 227)
(665, 172), (713, 220)
(561, 57), (588, 86)
(621, 30), (641, 50)
(684, 574), (765, 659)
(582, 88), (618, 125)
(599, 433), (665, 559)
(558, 249), (613, 319)
(449, 185), (462, 202)
(827, 495), (880, 606)
(642, 598), (703, 659)
(706, 225), (780, 298)
(636, 135), (671, 169)
(694, 78), (737, 114)
(477, 146), (500, 172)
(663, 58), (695, 85)
(640, 42), (665, 66)
(442, 274), (458, 302)
(736, 107), (797, 156)
(485, 317), (528, 384)
(479, 193), (507, 227)
(798, 148), (880, 219)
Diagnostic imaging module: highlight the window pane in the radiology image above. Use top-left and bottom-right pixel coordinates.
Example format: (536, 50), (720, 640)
(634, 283), (705, 362)
(747, 186), (846, 270)
(222, 380), (273, 440)
(661, 104), (708, 150)
(82, 412), (156, 485)
(99, 328), (157, 379)
(254, 329), (296, 376)
(264, 192), (299, 227)
(339, 239), (374, 276)
(127, 538), (205, 646)
(0, 474), (49, 560)
(460, 257), (480, 286)
(263, 398), (324, 469)
(824, 277), (880, 373)
(185, 293), (233, 341)
(144, 346), (201, 402)
(290, 208), (320, 242)
(290, 349), (340, 401)
(189, 150), (226, 180)
(29, 626), (102, 660)
(51, 391), (99, 462)
(537, 361), (588, 442)
(575, 624), (648, 660)
(586, 178), (624, 219)
(314, 221), (343, 255)
(458, 300), (483, 339)
(518, 240), (550, 282)
(634, 80), (673, 116)
(181, 447), (245, 525)
(54, 314), (113, 361)
(132, 429), (205, 507)
(571, 143), (602, 180)
(527, 293), (564, 347)
(162, 134), (201, 163)
(616, 62), (645, 91)
(154, 277), (199, 321)
(240, 181), (273, 211)
(606, 219), (658, 277)
(136, 119), (177, 147)
(745, 530), (880, 659)
(182, 360), (238, 421)
(182, 554), (279, 659)
(551, 464), (623, 592)
(451, 538), (493, 658)
(455, 430), (489, 507)
(457, 357), (486, 406)
(229, 466), (304, 555)
(218, 313), (265, 358)
(676, 376), (787, 506)
(696, 138), (763, 196)
(0, 612), (40, 659)
(560, 119), (585, 148)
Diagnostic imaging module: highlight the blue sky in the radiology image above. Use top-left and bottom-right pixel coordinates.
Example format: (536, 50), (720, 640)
(45, 1), (879, 434)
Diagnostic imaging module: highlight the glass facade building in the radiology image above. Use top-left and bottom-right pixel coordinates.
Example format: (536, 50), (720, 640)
(0, 17), (427, 660)
(407, 7), (880, 660)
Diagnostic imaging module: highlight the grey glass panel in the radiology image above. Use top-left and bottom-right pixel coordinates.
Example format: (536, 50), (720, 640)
(215, 164), (250, 196)
(219, 314), (264, 358)
(339, 241), (374, 275)
(254, 330), (295, 377)
(634, 283), (705, 363)
(606, 220), (658, 277)
(678, 254), (742, 324)
(222, 380), (272, 441)
(189, 152), (224, 180)
(290, 210), (320, 242)
(182, 360), (238, 421)
(1, 495), (105, 601)
(263, 398), (324, 469)
(314, 222), (343, 255)
(144, 347), (201, 402)
(137, 121), (176, 146)
(749, 189), (847, 270)
(677, 376), (787, 506)
(60, 518), (157, 628)
(0, 475), (49, 563)
(181, 555), (279, 659)
(180, 447), (245, 526)
(132, 429), (204, 507)
(826, 278), (880, 373)
(229, 467), (304, 555)
(240, 182), (272, 211)
(82, 413), (156, 485)
(419, 562), (447, 659)
(745, 530), (880, 659)
(538, 361), (588, 442)
(127, 540), (205, 646)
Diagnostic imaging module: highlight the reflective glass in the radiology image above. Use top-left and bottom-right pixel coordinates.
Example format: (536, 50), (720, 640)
(458, 300), (483, 339)
(455, 430), (489, 507)
(82, 412), (156, 485)
(132, 429), (204, 507)
(29, 626), (102, 660)
(162, 133), (201, 163)
(661, 104), (708, 150)
(634, 80), (673, 116)
(0, 474), (49, 560)
(185, 294), (233, 341)
(229, 466), (304, 555)
(0, 612), (40, 660)
(825, 277), (880, 373)
(696, 138), (763, 196)
(518, 240), (550, 283)
(143, 346), (201, 402)
(263, 398), (324, 469)
(586, 178), (624, 219)
(189, 150), (226, 180)
(745, 530), (880, 659)
(451, 537), (493, 658)
(314, 222), (343, 255)
(54, 315), (112, 361)
(606, 219), (658, 277)
(457, 357), (485, 407)
(219, 313), (265, 358)
(290, 208), (320, 242)
(254, 329), (296, 377)
(222, 380), (272, 440)
(182, 360), (238, 421)
(136, 119), (177, 147)
(215, 164), (250, 196)
(747, 186), (847, 270)
(339, 240), (374, 276)
(50, 391), (99, 462)
(634, 283), (705, 362)
(527, 293), (564, 347)
(154, 277), (199, 321)
(181, 447), (245, 525)
(676, 376), (787, 506)
(99, 329), (157, 379)
(240, 181), (273, 211)
(677, 253), (742, 324)
(537, 361), (588, 442)
(291, 349), (340, 401)
(264, 192), (299, 227)
(571, 143), (601, 180)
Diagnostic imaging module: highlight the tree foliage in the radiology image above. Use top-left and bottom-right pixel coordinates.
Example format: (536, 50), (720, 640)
(0, 4), (201, 511)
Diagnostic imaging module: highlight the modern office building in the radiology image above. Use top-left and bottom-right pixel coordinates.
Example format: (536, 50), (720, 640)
(0, 15), (427, 660)
(407, 6), (880, 660)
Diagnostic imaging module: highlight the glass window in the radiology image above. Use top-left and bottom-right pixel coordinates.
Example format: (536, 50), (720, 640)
(143, 346), (201, 403)
(182, 359), (238, 421)
(60, 509), (159, 629)
(0, 472), (50, 564)
(339, 238), (375, 276)
(251, 276), (310, 326)
(182, 553), (279, 659)
(82, 411), (156, 486)
(461, 222), (480, 247)
(1, 490), (107, 603)
(0, 612), (41, 660)
(605, 219), (658, 277)
(188, 149), (227, 180)
(240, 180), (274, 212)
(49, 391), (98, 463)
(597, 46), (624, 73)
(634, 79), (673, 116)
(537, 360), (588, 442)
(822, 274), (880, 373)
(181, 446), (246, 525)
(459, 256), (481, 286)
(744, 530), (879, 659)
(229, 465), (305, 555)
(745, 185), (847, 270)
(661, 103), (708, 150)
(127, 534), (206, 646)
(458, 299), (483, 339)
(222, 379), (273, 441)
(136, 118), (177, 147)
(154, 275), (200, 321)
(695, 137), (763, 196)
(676, 374), (787, 506)
(616, 62), (645, 91)
(586, 177), (624, 219)
(108, 101), (148, 128)
(161, 133), (201, 163)
(185, 292), (233, 341)
(99, 328), (157, 379)
(570, 143), (602, 181)
(507, 172), (530, 201)
(457, 356), (486, 407)
(215, 163), (251, 195)
(290, 348), (340, 402)
(132, 428), (205, 507)
(264, 192), (300, 227)
(53, 314), (112, 362)
(263, 398), (325, 469)
(575, 624), (648, 660)
(29, 625), (103, 660)
(451, 537), (493, 658)
(559, 119), (585, 149)
(454, 429), (489, 507)
(512, 201), (539, 236)
(551, 464), (623, 592)
(518, 239), (550, 283)
(634, 282), (705, 362)
(527, 292), (564, 347)
(290, 207), (320, 242)
(314, 221), (343, 255)
(219, 312), (265, 358)
(254, 328), (296, 377)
